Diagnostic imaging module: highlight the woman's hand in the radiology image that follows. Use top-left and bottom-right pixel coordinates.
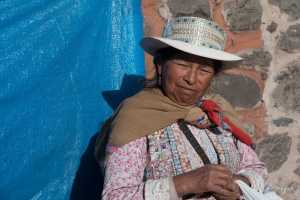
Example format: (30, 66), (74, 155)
(213, 182), (241, 200)
(185, 107), (212, 129)
(173, 164), (241, 199)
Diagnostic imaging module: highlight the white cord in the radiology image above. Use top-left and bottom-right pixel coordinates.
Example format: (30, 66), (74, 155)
(235, 180), (283, 200)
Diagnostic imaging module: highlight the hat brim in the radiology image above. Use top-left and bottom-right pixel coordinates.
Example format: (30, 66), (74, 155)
(140, 37), (242, 62)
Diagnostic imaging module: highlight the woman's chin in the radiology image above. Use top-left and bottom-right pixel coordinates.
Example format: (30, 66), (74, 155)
(176, 97), (198, 106)
(176, 92), (203, 106)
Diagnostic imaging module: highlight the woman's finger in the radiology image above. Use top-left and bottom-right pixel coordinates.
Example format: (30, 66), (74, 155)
(212, 176), (236, 192)
(212, 185), (241, 200)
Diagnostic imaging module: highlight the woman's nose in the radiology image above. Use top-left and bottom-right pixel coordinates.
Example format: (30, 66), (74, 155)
(183, 68), (197, 85)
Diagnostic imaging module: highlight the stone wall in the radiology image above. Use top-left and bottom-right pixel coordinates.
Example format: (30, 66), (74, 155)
(142, 0), (300, 199)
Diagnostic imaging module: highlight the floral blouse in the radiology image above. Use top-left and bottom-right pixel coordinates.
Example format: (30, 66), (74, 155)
(101, 122), (268, 200)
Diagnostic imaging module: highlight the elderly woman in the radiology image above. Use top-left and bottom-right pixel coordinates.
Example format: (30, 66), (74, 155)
(96, 17), (270, 200)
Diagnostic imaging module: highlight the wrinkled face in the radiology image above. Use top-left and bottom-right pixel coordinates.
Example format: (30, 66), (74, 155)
(158, 52), (216, 106)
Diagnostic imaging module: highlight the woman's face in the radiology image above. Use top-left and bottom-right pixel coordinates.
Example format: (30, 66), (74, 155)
(158, 52), (216, 106)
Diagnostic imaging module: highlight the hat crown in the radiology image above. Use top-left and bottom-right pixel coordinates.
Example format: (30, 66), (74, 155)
(162, 17), (227, 51)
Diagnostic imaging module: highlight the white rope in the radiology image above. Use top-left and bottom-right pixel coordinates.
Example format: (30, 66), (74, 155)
(235, 180), (283, 200)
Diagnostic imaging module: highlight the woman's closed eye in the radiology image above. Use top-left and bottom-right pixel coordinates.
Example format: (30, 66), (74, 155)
(170, 59), (215, 74)
(172, 60), (190, 67)
(198, 67), (214, 74)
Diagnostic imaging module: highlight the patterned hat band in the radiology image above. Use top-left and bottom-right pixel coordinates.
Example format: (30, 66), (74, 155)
(140, 16), (242, 61)
(162, 17), (227, 51)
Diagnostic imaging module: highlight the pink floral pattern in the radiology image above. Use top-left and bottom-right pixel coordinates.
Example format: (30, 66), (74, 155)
(102, 138), (147, 200)
(101, 123), (267, 200)
(237, 141), (268, 193)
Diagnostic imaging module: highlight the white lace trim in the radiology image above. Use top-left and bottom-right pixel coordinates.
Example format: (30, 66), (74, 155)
(145, 177), (176, 200)
(238, 170), (265, 193)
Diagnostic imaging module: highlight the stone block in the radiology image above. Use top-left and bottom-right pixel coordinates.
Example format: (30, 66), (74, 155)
(256, 133), (292, 172)
(143, 23), (152, 37)
(269, 0), (300, 20)
(278, 24), (300, 53)
(272, 61), (300, 113)
(242, 49), (272, 69)
(272, 117), (294, 127)
(295, 166), (300, 177)
(211, 74), (261, 108)
(266, 21), (278, 33)
(224, 0), (262, 31)
(286, 182), (300, 197)
(167, 0), (210, 18)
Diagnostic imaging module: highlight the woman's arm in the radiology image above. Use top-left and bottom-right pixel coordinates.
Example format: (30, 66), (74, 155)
(102, 137), (178, 200)
(236, 141), (268, 192)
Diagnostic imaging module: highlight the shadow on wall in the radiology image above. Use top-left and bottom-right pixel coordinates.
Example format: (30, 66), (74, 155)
(70, 74), (144, 200)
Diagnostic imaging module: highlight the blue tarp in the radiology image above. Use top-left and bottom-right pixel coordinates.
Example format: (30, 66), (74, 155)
(0, 0), (144, 199)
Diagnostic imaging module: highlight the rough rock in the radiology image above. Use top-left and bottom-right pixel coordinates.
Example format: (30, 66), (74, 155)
(272, 61), (300, 113)
(278, 24), (300, 53)
(269, 0), (300, 20)
(273, 180), (300, 198)
(143, 24), (152, 37)
(266, 21), (278, 33)
(256, 133), (292, 172)
(242, 49), (272, 69)
(157, 0), (172, 20)
(272, 117), (294, 127)
(260, 71), (268, 81)
(286, 182), (300, 197)
(167, 0), (210, 19)
(211, 74), (261, 108)
(224, 0), (263, 31)
(294, 166), (300, 177)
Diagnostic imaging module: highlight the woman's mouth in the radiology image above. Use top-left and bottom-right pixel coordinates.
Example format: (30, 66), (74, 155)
(178, 85), (196, 92)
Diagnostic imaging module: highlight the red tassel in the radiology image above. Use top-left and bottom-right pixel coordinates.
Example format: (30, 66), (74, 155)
(201, 100), (253, 146)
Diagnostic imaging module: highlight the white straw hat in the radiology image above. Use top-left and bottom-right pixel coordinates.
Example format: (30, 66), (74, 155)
(140, 16), (242, 62)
